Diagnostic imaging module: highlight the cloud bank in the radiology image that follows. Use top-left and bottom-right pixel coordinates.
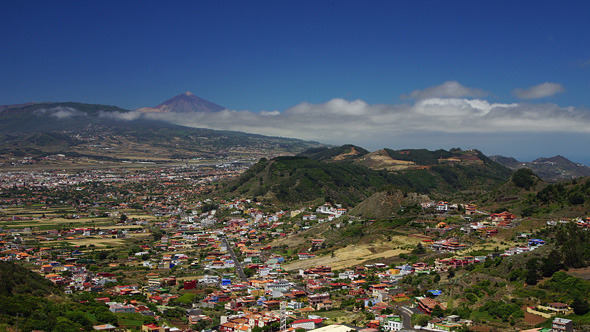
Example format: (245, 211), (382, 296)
(512, 82), (565, 99)
(141, 97), (590, 143)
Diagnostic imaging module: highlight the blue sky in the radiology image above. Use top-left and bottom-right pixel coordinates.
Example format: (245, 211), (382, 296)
(2, 1), (590, 162)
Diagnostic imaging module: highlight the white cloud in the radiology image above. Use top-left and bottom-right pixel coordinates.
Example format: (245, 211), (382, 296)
(401, 81), (488, 100)
(260, 110), (280, 116)
(34, 106), (85, 119)
(99, 110), (142, 121)
(512, 82), (565, 99)
(117, 81), (589, 161)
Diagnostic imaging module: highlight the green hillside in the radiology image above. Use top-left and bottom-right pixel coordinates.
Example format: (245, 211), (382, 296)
(224, 156), (395, 206)
(224, 148), (512, 206)
(0, 261), (59, 296)
(480, 168), (590, 218)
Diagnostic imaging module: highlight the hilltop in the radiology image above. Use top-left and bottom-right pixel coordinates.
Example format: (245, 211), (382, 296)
(305, 146), (511, 193)
(298, 144), (369, 162)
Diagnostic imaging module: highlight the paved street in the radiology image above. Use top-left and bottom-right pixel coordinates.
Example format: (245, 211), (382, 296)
(222, 236), (248, 282)
(399, 305), (419, 331)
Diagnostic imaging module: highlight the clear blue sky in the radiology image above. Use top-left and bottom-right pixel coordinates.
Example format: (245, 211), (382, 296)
(1, 0), (588, 110)
(2, 1), (590, 162)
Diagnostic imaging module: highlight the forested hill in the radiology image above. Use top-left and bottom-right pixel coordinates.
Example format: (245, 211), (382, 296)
(0, 262), (121, 331)
(223, 148), (513, 206)
(223, 156), (394, 206)
(479, 168), (590, 218)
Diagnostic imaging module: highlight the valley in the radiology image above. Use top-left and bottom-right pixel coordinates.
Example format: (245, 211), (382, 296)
(2, 144), (590, 332)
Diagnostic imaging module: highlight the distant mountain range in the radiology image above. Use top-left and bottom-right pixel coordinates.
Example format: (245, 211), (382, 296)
(490, 155), (590, 181)
(3, 92), (590, 177)
(137, 91), (225, 113)
(0, 91), (226, 134)
(0, 93), (322, 166)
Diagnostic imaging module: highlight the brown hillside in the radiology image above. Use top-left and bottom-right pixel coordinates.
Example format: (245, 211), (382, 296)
(357, 149), (417, 170)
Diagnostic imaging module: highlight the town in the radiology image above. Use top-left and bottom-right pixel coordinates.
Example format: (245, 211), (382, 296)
(1, 163), (586, 332)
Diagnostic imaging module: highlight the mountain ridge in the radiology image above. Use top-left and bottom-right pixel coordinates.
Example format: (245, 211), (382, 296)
(0, 100), (323, 167)
(490, 154), (590, 181)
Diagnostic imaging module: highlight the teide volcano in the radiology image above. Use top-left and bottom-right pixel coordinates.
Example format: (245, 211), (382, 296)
(137, 91), (225, 113)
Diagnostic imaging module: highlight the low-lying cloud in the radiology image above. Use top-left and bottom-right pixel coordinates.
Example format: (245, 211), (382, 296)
(512, 82), (565, 99)
(98, 110), (142, 121)
(35, 106), (86, 119)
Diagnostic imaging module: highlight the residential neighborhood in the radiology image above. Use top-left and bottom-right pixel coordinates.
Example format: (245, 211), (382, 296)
(0, 162), (588, 332)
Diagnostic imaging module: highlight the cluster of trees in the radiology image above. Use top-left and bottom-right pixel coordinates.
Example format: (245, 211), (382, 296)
(0, 293), (120, 331)
(555, 223), (590, 268)
(511, 168), (537, 190)
(506, 250), (563, 286)
(541, 271), (590, 315)
(478, 300), (524, 323)
(536, 182), (586, 205)
(521, 175), (590, 216)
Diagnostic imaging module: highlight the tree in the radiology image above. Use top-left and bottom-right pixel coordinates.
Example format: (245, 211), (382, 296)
(152, 230), (164, 241)
(572, 297), (590, 315)
(52, 317), (82, 332)
(243, 267), (255, 278)
(540, 250), (562, 278)
(412, 314), (430, 327)
(65, 310), (93, 330)
(412, 243), (426, 255)
(431, 304), (445, 318)
(525, 258), (540, 285)
(568, 193), (585, 205)
(271, 322), (280, 331)
(447, 267), (456, 278)
(95, 309), (118, 326)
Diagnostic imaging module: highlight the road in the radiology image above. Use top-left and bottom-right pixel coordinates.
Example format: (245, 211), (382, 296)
(398, 305), (419, 331)
(222, 236), (249, 283)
